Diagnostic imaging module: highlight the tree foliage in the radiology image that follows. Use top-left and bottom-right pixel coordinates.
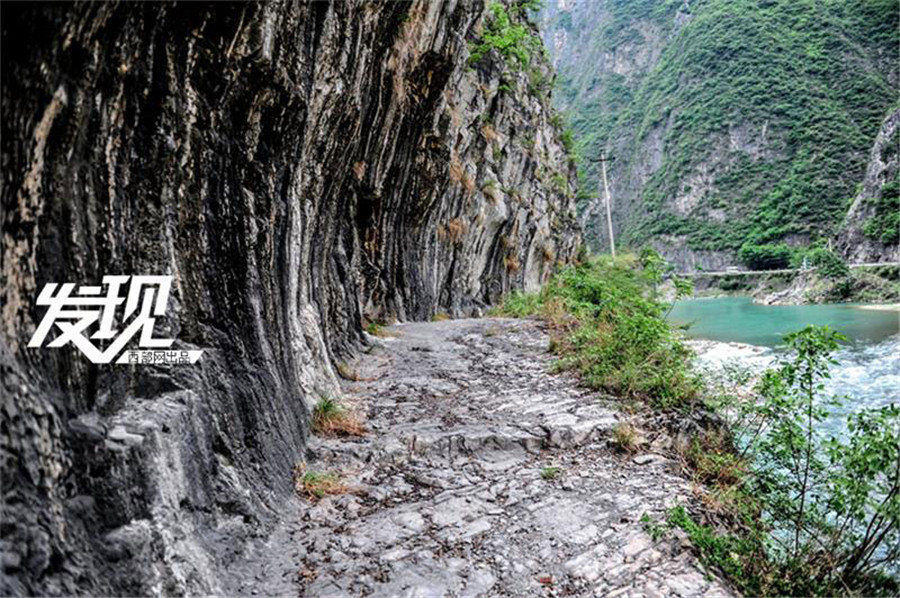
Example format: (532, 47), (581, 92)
(704, 326), (900, 594)
(738, 243), (792, 270)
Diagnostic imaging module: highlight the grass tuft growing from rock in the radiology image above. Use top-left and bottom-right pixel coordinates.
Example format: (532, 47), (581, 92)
(312, 398), (365, 437)
(610, 421), (640, 453)
(294, 466), (347, 501)
(540, 466), (562, 481)
(365, 321), (394, 338)
(334, 362), (362, 381)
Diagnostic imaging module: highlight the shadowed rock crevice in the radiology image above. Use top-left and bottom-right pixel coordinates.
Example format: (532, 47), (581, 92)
(0, 1), (578, 595)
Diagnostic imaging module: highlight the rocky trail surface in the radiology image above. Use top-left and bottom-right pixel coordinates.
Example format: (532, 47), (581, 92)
(267, 318), (733, 597)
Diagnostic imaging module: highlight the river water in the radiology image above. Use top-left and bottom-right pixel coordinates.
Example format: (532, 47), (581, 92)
(670, 297), (900, 426)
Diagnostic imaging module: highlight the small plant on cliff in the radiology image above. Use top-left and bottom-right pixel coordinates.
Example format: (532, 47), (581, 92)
(312, 398), (365, 437)
(504, 254), (521, 273)
(541, 244), (556, 263)
(365, 321), (394, 338)
(481, 123), (500, 143)
(549, 172), (568, 196)
(527, 67), (552, 98)
(445, 218), (468, 243)
(559, 128), (575, 152)
(468, 3), (541, 71)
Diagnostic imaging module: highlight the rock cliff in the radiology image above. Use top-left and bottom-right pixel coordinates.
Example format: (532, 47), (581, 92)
(538, 0), (690, 256)
(0, 1), (578, 594)
(837, 108), (900, 264)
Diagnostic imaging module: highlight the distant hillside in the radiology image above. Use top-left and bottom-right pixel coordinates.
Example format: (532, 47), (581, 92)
(540, 0), (899, 269)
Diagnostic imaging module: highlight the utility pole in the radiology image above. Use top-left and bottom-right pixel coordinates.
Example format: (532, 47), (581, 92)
(598, 151), (616, 256)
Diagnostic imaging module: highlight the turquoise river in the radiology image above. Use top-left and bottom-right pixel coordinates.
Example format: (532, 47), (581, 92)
(670, 296), (899, 428)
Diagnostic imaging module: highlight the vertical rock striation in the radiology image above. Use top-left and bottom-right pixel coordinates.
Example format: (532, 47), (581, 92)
(0, 1), (578, 595)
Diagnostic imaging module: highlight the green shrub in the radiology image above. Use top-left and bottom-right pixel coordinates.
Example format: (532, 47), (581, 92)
(560, 128), (575, 152)
(549, 172), (567, 195)
(312, 398), (365, 436)
(792, 245), (850, 279)
(495, 291), (542, 317)
(540, 466), (561, 480)
(497, 249), (699, 408)
(711, 325), (900, 595)
(294, 469), (347, 501)
(748, 327), (899, 590)
(469, 3), (541, 71)
(806, 247), (849, 278)
(666, 506), (767, 595)
(862, 178), (900, 245)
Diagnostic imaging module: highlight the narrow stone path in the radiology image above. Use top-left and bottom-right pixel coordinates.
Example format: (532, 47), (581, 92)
(295, 318), (733, 597)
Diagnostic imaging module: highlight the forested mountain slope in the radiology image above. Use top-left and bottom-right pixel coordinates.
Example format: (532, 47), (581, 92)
(540, 0), (898, 268)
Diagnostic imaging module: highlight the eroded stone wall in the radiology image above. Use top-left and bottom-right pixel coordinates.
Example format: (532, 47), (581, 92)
(0, 1), (578, 594)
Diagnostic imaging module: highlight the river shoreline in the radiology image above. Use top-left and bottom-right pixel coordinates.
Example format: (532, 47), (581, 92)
(855, 303), (900, 311)
(687, 266), (900, 306)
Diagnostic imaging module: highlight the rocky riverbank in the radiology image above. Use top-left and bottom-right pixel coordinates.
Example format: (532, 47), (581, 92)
(685, 266), (900, 306)
(754, 268), (900, 305)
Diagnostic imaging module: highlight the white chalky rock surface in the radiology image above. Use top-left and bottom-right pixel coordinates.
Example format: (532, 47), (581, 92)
(290, 318), (734, 597)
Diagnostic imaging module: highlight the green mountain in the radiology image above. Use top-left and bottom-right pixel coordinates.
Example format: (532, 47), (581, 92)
(540, 0), (898, 268)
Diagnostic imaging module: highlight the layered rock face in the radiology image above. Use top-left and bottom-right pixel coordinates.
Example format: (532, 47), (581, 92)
(0, 1), (578, 595)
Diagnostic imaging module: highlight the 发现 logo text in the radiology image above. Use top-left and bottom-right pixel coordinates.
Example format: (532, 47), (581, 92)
(27, 275), (203, 365)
